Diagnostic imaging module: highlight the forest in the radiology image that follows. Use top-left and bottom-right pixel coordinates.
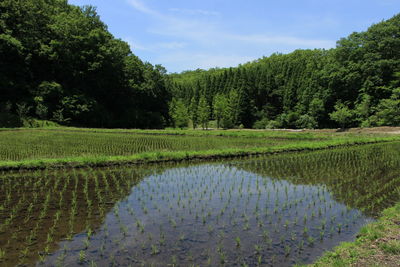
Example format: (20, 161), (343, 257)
(0, 0), (170, 128)
(169, 15), (400, 129)
(1, 0), (399, 129)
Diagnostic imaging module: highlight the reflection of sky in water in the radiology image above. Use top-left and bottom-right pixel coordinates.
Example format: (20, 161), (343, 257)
(45, 164), (372, 267)
(1, 142), (398, 266)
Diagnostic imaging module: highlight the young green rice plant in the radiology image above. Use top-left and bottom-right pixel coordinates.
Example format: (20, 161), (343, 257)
(319, 230), (325, 240)
(284, 220), (290, 229)
(83, 238), (90, 250)
(151, 244), (160, 255)
(120, 225), (128, 237)
(321, 218), (327, 230)
(303, 226), (309, 236)
(171, 218), (177, 228)
(44, 244), (50, 255)
(291, 231), (297, 241)
(86, 227), (93, 239)
(219, 250), (226, 264)
(79, 250), (86, 264)
(207, 225), (214, 234)
(284, 245), (291, 257)
(307, 236), (315, 246)
(56, 251), (67, 266)
(179, 233), (185, 242)
(298, 240), (304, 250)
(235, 236), (241, 248)
(20, 247), (29, 259)
(337, 223), (342, 233)
(257, 255), (262, 266)
(303, 214), (307, 224)
(46, 232), (53, 244)
(159, 234), (166, 246)
(0, 249), (5, 261)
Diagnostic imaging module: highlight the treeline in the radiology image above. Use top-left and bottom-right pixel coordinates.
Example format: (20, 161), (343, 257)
(169, 14), (400, 129)
(1, 1), (399, 130)
(0, 0), (170, 128)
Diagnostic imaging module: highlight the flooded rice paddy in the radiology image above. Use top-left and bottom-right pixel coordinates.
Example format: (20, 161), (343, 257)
(1, 142), (400, 266)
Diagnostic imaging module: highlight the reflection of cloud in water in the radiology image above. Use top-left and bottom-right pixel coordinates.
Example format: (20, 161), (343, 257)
(1, 142), (399, 266)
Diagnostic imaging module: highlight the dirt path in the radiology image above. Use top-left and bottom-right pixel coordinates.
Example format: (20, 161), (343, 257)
(304, 126), (400, 135)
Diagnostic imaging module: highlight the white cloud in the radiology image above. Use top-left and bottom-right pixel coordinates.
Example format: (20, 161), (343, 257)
(124, 38), (149, 51)
(126, 0), (159, 16)
(127, 0), (220, 44)
(168, 8), (220, 16)
(124, 37), (187, 52)
(126, 0), (334, 48)
(126, 0), (335, 71)
(228, 34), (335, 48)
(157, 42), (187, 49)
(157, 52), (256, 71)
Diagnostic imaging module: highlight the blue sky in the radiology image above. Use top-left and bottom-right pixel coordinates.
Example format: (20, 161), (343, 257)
(69, 0), (399, 73)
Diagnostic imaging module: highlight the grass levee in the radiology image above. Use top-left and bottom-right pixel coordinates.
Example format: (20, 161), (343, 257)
(303, 203), (400, 267)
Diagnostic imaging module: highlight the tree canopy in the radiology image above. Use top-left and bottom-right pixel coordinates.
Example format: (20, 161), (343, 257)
(1, 1), (399, 130)
(0, 0), (170, 128)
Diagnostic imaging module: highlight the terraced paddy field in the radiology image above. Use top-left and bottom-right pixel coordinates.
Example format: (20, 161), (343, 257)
(0, 128), (398, 170)
(1, 142), (399, 266)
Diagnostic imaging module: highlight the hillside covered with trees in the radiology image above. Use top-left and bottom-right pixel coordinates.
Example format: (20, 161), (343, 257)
(1, 0), (399, 129)
(0, 0), (170, 128)
(169, 14), (400, 129)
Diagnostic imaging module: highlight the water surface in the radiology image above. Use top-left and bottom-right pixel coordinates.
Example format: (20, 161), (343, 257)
(0, 142), (399, 266)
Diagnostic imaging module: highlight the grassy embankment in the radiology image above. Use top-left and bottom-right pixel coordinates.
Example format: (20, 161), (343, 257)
(0, 127), (400, 170)
(303, 202), (400, 267)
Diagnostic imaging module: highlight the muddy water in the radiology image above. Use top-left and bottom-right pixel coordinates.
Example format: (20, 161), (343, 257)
(0, 142), (399, 266)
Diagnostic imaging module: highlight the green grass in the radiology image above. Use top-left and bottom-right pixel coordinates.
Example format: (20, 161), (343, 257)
(0, 128), (298, 161)
(302, 202), (400, 267)
(0, 126), (321, 139)
(0, 127), (399, 170)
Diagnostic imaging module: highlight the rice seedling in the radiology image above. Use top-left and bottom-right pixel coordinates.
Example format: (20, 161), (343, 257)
(235, 237), (241, 248)
(284, 245), (291, 257)
(254, 245), (262, 254)
(150, 245), (159, 255)
(219, 250), (226, 264)
(79, 250), (86, 264)
(0, 142), (399, 266)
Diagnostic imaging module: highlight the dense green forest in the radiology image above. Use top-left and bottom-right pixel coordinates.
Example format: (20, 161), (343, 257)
(0, 0), (170, 128)
(169, 15), (400, 129)
(1, 0), (399, 129)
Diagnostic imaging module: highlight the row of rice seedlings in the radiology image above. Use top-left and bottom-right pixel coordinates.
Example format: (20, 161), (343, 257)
(0, 166), (149, 266)
(240, 142), (400, 215)
(0, 130), (288, 161)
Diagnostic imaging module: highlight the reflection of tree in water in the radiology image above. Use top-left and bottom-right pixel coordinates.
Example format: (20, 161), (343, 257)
(1, 143), (399, 266)
(0, 165), (162, 266)
(235, 142), (400, 217)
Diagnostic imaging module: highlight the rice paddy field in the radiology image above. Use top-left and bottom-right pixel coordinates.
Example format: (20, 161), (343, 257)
(1, 139), (400, 266)
(0, 128), (398, 170)
(0, 128), (319, 162)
